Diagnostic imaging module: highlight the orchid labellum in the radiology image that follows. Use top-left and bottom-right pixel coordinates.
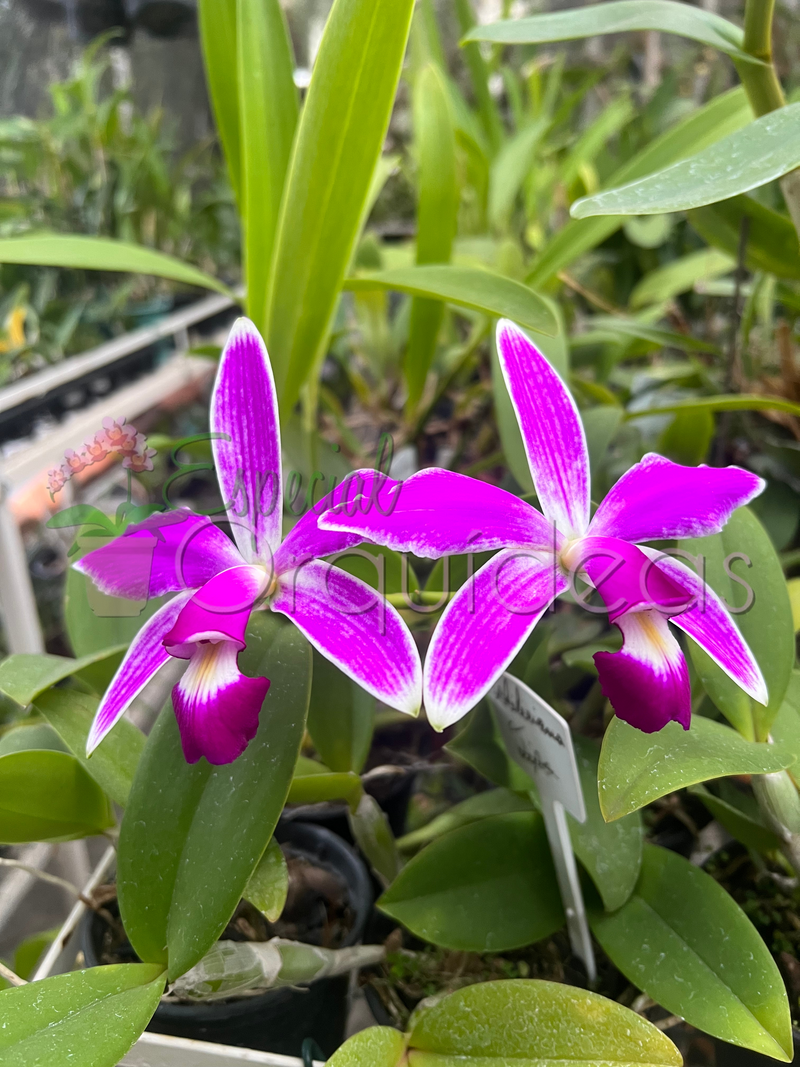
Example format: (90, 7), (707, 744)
(78, 318), (422, 765)
(320, 319), (767, 734)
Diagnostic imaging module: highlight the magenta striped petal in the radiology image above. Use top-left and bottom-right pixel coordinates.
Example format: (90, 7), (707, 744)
(319, 467), (558, 558)
(74, 509), (243, 600)
(86, 590), (194, 755)
(271, 560), (422, 716)
(572, 536), (693, 623)
(595, 609), (691, 732)
(275, 469), (401, 573)
(423, 549), (566, 730)
(640, 548), (768, 706)
(172, 640), (270, 765)
(163, 565), (267, 657)
(211, 318), (283, 563)
(589, 453), (765, 543)
(496, 319), (590, 537)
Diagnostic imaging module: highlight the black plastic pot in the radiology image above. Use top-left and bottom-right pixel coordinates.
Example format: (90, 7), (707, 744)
(82, 821), (373, 1058)
(124, 0), (195, 36)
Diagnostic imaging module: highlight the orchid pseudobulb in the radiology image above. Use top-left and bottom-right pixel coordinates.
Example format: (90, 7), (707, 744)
(320, 319), (767, 734)
(77, 318), (421, 765)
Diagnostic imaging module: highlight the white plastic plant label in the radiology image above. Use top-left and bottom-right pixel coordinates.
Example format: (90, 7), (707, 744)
(488, 672), (597, 982)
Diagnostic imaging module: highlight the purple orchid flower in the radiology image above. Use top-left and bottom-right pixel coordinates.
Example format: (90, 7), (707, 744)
(77, 318), (422, 765)
(319, 319), (767, 734)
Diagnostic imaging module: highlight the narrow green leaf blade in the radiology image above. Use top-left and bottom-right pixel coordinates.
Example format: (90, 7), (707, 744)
(266, 0), (415, 410)
(573, 104), (800, 218)
(198, 0), (241, 204)
(237, 0), (298, 329)
(590, 845), (792, 1061)
(405, 64), (459, 411)
(0, 646), (126, 707)
(35, 688), (145, 808)
(0, 964), (165, 1067)
(408, 979), (682, 1065)
(378, 812), (564, 952)
(464, 1), (752, 63)
(630, 248), (734, 307)
(0, 750), (114, 842)
(117, 613), (310, 979)
(245, 837), (288, 922)
(346, 266), (557, 336)
(0, 235), (230, 295)
(689, 195), (800, 281)
(598, 715), (795, 821)
(627, 394), (800, 419)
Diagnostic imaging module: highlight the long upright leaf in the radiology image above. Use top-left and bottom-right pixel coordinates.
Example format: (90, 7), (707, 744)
(527, 87), (752, 287)
(405, 64), (459, 411)
(689, 194), (800, 281)
(454, 0), (504, 155)
(117, 614), (310, 981)
(0, 235), (231, 295)
(266, 0), (415, 411)
(198, 0), (241, 204)
(464, 1), (757, 64)
(237, 0), (298, 330)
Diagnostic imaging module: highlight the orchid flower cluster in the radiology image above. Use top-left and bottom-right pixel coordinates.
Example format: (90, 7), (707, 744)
(78, 318), (766, 767)
(48, 417), (157, 498)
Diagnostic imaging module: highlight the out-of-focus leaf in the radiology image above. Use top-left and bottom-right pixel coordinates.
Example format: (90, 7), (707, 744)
(657, 407), (714, 464)
(379, 812), (564, 951)
(690, 783), (781, 852)
(0, 965), (165, 1067)
(397, 788), (534, 853)
(590, 845), (792, 1061)
(405, 64), (459, 412)
(599, 715), (794, 821)
(627, 394), (800, 419)
(630, 249), (734, 307)
(349, 793), (401, 886)
(573, 317), (718, 354)
(237, 0), (297, 329)
(266, 0), (415, 411)
(245, 838), (288, 922)
(454, 0), (503, 154)
(447, 700), (537, 793)
(198, 0), (240, 203)
(287, 754), (363, 810)
(0, 646), (126, 708)
(346, 265), (557, 336)
(680, 508), (795, 740)
(560, 95), (635, 191)
(573, 105), (800, 219)
(489, 118), (548, 230)
(0, 749), (114, 842)
(689, 195), (800, 281)
(306, 649), (374, 774)
(465, 2), (754, 63)
(0, 235), (230, 295)
(35, 688), (144, 808)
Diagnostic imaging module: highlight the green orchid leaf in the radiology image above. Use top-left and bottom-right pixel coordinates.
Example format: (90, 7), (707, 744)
(397, 788), (535, 853)
(0, 749), (114, 843)
(117, 613), (310, 981)
(680, 507), (796, 740)
(306, 648), (374, 774)
(771, 672), (800, 769)
(266, 0), (415, 411)
(346, 265), (557, 338)
(590, 845), (792, 1061)
(527, 87), (752, 288)
(0, 964), (165, 1067)
(690, 783), (781, 853)
(446, 700), (537, 793)
(405, 63), (459, 412)
(287, 760), (363, 810)
(328, 1027), (408, 1067)
(408, 978), (682, 1066)
(245, 838), (288, 922)
(689, 195), (800, 281)
(197, 0), (240, 203)
(237, 0), (297, 329)
(349, 793), (402, 886)
(0, 234), (231, 295)
(573, 104), (800, 219)
(630, 248), (734, 307)
(378, 812), (564, 952)
(464, 2), (754, 63)
(0, 646), (126, 708)
(627, 395), (800, 420)
(599, 715), (795, 821)
(34, 688), (145, 808)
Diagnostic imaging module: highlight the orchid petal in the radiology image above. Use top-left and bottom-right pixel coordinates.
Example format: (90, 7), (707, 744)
(275, 469), (402, 573)
(595, 609), (691, 733)
(640, 548), (768, 706)
(211, 318), (283, 563)
(319, 467), (558, 558)
(424, 548), (566, 731)
(496, 319), (590, 537)
(86, 590), (194, 755)
(570, 535), (693, 623)
(172, 640), (270, 765)
(588, 452), (765, 543)
(271, 560), (422, 716)
(163, 565), (268, 657)
(74, 509), (243, 601)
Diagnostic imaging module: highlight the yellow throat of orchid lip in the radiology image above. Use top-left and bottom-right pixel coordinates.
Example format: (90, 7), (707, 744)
(559, 538), (585, 576)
